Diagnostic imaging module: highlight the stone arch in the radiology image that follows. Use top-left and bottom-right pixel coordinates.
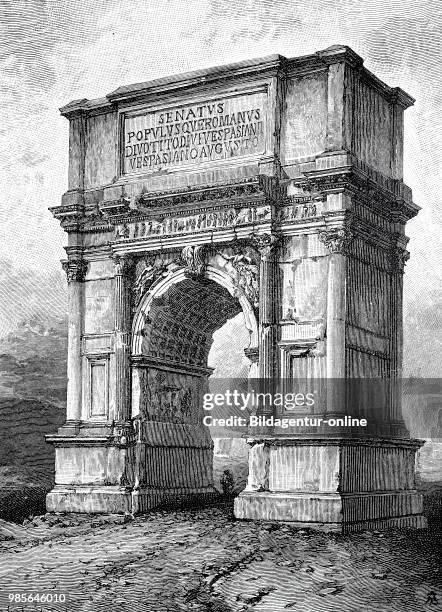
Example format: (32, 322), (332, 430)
(129, 261), (258, 512)
(132, 263), (258, 357)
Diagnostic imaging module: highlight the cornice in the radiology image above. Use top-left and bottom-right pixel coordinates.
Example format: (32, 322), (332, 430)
(106, 55), (286, 104)
(292, 166), (418, 222)
(59, 45), (412, 119)
(136, 175), (264, 209)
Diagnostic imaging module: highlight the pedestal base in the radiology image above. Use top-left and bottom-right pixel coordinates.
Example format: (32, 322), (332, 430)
(46, 485), (218, 514)
(46, 486), (133, 514)
(234, 437), (427, 531)
(46, 425), (217, 514)
(131, 487), (218, 514)
(234, 490), (427, 532)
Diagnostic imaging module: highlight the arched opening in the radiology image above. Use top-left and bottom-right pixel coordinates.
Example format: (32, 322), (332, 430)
(130, 267), (256, 510)
(208, 315), (251, 495)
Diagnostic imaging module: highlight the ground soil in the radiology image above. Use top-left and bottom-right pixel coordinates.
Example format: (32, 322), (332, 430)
(0, 506), (440, 612)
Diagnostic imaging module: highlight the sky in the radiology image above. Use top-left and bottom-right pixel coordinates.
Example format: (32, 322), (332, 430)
(0, 0), (441, 374)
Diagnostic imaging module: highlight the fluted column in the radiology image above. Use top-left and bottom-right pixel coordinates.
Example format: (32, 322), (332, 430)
(113, 254), (135, 425)
(253, 233), (279, 382)
(389, 246), (410, 429)
(62, 258), (88, 422)
(319, 228), (353, 413)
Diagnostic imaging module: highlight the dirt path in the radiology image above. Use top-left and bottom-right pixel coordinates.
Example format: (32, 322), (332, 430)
(0, 508), (440, 612)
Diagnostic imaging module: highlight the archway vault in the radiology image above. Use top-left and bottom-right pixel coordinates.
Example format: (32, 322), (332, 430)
(132, 263), (259, 358)
(128, 260), (258, 512)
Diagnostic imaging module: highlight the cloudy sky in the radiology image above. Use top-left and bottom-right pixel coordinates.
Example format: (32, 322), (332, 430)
(0, 0), (440, 373)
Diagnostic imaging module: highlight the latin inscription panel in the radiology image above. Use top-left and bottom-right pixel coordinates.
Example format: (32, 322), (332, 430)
(123, 91), (267, 175)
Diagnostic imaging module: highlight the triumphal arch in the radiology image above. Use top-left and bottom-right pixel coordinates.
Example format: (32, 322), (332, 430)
(47, 45), (426, 530)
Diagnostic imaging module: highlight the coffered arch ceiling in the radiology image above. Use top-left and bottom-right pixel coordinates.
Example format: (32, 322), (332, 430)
(140, 277), (244, 369)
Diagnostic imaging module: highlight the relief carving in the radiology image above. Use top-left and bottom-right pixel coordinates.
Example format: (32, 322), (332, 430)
(181, 245), (207, 278)
(221, 247), (260, 309)
(139, 369), (198, 424)
(133, 257), (170, 307)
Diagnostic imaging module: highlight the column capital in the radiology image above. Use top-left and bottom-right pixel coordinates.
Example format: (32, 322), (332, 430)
(318, 227), (354, 254)
(62, 258), (88, 283)
(251, 232), (280, 260)
(390, 246), (410, 274)
(112, 253), (135, 276)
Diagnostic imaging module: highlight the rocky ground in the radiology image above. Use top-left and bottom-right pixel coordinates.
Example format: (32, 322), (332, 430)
(0, 507), (440, 612)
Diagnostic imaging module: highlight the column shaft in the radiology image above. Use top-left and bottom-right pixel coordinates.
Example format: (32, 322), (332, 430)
(326, 252), (347, 379)
(63, 259), (87, 422)
(256, 236), (278, 381)
(114, 256), (133, 424)
(319, 228), (352, 415)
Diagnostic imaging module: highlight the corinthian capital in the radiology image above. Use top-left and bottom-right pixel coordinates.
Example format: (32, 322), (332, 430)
(391, 247), (410, 273)
(62, 259), (88, 283)
(251, 232), (280, 260)
(113, 254), (135, 276)
(318, 227), (353, 254)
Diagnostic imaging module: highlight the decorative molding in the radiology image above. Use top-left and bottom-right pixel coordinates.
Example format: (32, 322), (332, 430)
(295, 168), (418, 222)
(99, 198), (131, 217)
(132, 354), (213, 378)
(50, 203), (85, 232)
(278, 339), (325, 358)
(136, 176), (263, 209)
(61, 258), (88, 283)
(319, 227), (354, 254)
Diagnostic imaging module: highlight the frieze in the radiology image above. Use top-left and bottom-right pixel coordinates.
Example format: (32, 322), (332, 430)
(277, 201), (322, 223)
(114, 203), (272, 241)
